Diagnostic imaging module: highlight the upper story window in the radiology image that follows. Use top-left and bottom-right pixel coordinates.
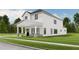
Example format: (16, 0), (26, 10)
(35, 14), (38, 20)
(54, 20), (57, 24)
(25, 16), (27, 19)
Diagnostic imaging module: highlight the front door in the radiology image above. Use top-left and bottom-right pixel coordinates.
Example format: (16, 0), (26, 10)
(27, 29), (29, 36)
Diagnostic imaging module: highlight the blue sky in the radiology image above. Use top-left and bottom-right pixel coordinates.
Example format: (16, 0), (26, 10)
(0, 9), (79, 24)
(45, 9), (79, 21)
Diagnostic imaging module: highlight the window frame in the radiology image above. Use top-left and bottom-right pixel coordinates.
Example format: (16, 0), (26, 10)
(37, 28), (40, 34)
(31, 28), (35, 34)
(35, 14), (38, 20)
(54, 29), (57, 34)
(44, 28), (46, 35)
(25, 16), (27, 19)
(54, 20), (57, 24)
(60, 29), (62, 32)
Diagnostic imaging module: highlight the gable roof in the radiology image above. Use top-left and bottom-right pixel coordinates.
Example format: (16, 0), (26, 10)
(22, 11), (31, 17)
(16, 9), (62, 25)
(14, 19), (25, 25)
(22, 9), (62, 20)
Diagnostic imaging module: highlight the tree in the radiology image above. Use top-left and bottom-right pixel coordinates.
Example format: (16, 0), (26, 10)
(0, 16), (2, 32)
(63, 17), (71, 32)
(73, 13), (79, 32)
(10, 18), (21, 33)
(63, 17), (70, 26)
(74, 13), (79, 25)
(2, 15), (10, 25)
(69, 23), (76, 32)
(0, 20), (8, 33)
(2, 15), (10, 33)
(0, 15), (10, 33)
(0, 16), (2, 21)
(14, 18), (21, 24)
(9, 24), (16, 33)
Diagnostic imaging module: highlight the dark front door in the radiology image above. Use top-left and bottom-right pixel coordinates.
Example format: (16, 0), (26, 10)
(27, 29), (29, 36)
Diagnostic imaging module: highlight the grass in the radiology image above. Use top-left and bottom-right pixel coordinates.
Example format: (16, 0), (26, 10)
(20, 33), (79, 45)
(0, 38), (79, 50)
(0, 33), (17, 38)
(0, 33), (79, 45)
(0, 33), (79, 50)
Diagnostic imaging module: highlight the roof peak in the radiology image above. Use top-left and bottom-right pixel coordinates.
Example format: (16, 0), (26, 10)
(22, 9), (62, 20)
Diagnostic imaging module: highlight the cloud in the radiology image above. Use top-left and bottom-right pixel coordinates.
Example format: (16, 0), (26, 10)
(0, 9), (26, 24)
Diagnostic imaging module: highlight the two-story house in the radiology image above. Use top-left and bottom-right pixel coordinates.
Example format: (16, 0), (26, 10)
(16, 9), (67, 37)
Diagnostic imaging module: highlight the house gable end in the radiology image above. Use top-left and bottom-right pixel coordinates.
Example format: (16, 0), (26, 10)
(31, 9), (62, 21)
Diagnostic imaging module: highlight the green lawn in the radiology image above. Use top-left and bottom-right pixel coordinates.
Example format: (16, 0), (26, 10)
(0, 38), (79, 50)
(0, 33), (79, 50)
(0, 33), (79, 45)
(20, 33), (79, 45)
(0, 33), (17, 38)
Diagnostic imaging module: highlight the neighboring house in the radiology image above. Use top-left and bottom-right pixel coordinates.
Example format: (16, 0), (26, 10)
(16, 9), (67, 37)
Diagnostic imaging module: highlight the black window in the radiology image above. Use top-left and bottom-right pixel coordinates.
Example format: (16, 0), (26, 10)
(54, 20), (57, 24)
(25, 16), (27, 19)
(54, 29), (57, 34)
(35, 14), (38, 20)
(44, 28), (46, 35)
(19, 27), (21, 33)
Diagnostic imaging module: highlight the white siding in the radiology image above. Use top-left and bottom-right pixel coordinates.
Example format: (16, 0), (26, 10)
(30, 12), (66, 36)
(23, 12), (31, 20)
(17, 11), (67, 36)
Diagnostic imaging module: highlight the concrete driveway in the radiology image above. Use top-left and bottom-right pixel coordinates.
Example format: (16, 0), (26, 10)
(0, 42), (40, 50)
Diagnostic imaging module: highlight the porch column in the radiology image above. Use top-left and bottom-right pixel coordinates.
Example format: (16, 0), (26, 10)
(25, 27), (27, 36)
(29, 27), (31, 36)
(17, 27), (19, 37)
(34, 27), (37, 37)
(21, 27), (24, 37)
(21, 27), (23, 34)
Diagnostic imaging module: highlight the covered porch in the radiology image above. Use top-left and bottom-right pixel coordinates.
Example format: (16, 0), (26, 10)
(17, 20), (43, 37)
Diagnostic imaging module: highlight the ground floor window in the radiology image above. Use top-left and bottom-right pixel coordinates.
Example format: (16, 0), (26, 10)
(37, 28), (40, 34)
(23, 27), (25, 33)
(31, 28), (35, 34)
(64, 29), (66, 32)
(19, 27), (21, 33)
(54, 29), (57, 34)
(60, 29), (62, 32)
(44, 28), (46, 35)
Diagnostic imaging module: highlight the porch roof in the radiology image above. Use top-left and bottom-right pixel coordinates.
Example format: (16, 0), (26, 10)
(17, 20), (43, 27)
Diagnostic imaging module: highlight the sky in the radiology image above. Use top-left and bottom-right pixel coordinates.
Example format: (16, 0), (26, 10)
(0, 9), (79, 24)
